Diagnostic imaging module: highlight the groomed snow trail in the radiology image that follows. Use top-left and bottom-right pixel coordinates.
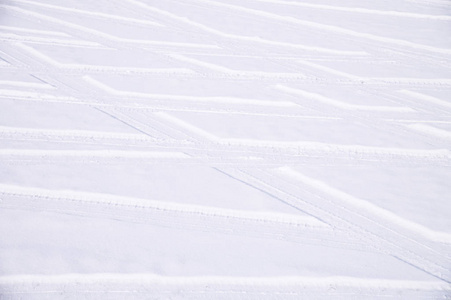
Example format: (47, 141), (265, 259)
(0, 0), (451, 299)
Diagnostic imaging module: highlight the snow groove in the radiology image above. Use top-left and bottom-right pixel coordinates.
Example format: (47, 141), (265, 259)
(0, 149), (190, 163)
(125, 0), (368, 56)
(275, 84), (414, 112)
(223, 168), (451, 282)
(168, 53), (309, 79)
(10, 0), (164, 27)
(277, 166), (451, 244)
(245, 0), (451, 20)
(1, 0), (451, 297)
(1, 274), (449, 292)
(0, 126), (158, 142)
(14, 43), (196, 75)
(189, 0), (451, 55)
(0, 184), (327, 229)
(156, 112), (451, 164)
(84, 76), (297, 107)
(1, 5), (219, 50)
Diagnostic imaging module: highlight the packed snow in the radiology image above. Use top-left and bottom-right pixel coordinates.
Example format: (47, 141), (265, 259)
(0, 0), (451, 298)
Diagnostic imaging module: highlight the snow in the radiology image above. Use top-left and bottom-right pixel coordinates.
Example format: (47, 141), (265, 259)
(0, 0), (451, 298)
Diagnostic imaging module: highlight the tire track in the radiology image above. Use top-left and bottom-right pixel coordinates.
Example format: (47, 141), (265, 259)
(0, 5), (220, 50)
(0, 126), (167, 144)
(155, 111), (451, 165)
(167, 53), (310, 80)
(187, 0), (451, 55)
(125, 105), (451, 281)
(226, 167), (451, 283)
(275, 84), (414, 112)
(124, 0), (367, 56)
(0, 33), (103, 48)
(9, 0), (164, 27)
(14, 43), (196, 75)
(0, 149), (190, 164)
(243, 0), (451, 21)
(1, 274), (449, 299)
(105, 107), (451, 283)
(0, 185), (347, 249)
(84, 75), (297, 107)
(277, 167), (451, 244)
(291, 60), (451, 87)
(2, 0), (450, 294)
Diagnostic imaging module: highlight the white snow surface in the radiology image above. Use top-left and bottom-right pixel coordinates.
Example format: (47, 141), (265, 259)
(0, 0), (451, 298)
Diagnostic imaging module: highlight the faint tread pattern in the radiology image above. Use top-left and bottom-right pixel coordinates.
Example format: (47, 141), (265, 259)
(0, 0), (450, 298)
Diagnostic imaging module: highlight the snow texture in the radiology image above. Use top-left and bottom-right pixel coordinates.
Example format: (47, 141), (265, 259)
(0, 0), (451, 298)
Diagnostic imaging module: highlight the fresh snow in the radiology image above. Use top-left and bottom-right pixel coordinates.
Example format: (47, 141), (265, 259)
(0, 0), (451, 299)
